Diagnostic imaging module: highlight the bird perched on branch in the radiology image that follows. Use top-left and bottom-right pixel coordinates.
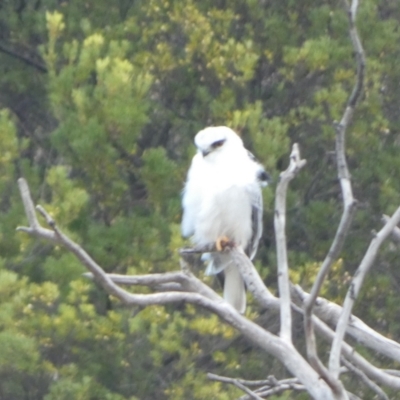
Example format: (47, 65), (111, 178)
(182, 126), (270, 313)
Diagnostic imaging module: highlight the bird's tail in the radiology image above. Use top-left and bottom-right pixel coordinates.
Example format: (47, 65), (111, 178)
(203, 253), (246, 314)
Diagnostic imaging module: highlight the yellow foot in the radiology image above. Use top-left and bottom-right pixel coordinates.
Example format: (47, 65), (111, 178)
(216, 236), (234, 251)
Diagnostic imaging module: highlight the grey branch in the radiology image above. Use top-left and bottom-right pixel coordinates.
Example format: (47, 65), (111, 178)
(294, 285), (400, 364)
(291, 301), (400, 389)
(92, 266), (400, 378)
(83, 271), (221, 300)
(303, 0), (363, 383)
(341, 357), (389, 400)
(208, 373), (264, 400)
(382, 214), (400, 243)
(208, 373), (305, 400)
(88, 242), (400, 391)
(16, 177), (338, 400)
(329, 206), (400, 377)
(85, 242), (400, 391)
(274, 143), (306, 343)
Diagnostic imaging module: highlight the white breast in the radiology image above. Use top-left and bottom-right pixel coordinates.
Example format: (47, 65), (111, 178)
(182, 146), (257, 249)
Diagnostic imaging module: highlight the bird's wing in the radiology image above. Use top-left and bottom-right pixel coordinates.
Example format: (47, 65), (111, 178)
(245, 182), (263, 260)
(181, 153), (203, 238)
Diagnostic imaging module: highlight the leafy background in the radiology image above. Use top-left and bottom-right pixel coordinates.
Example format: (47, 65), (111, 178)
(0, 0), (400, 398)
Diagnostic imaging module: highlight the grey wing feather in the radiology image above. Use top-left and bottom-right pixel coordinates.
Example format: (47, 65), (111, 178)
(245, 184), (263, 260)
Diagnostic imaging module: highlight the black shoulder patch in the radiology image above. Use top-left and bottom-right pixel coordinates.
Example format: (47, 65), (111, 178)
(258, 169), (271, 184)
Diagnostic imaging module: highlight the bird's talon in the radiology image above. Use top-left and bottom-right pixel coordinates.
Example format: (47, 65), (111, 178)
(216, 236), (234, 251)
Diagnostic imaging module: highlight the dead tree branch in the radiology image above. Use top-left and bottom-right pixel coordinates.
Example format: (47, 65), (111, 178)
(294, 285), (400, 363)
(303, 0), (364, 378)
(16, 177), (338, 400)
(295, 302), (400, 389)
(329, 206), (400, 377)
(208, 373), (305, 400)
(208, 373), (264, 400)
(382, 214), (400, 243)
(86, 238), (400, 391)
(274, 143), (306, 343)
(341, 357), (389, 400)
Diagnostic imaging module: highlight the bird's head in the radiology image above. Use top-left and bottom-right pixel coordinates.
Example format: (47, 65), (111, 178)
(194, 126), (243, 158)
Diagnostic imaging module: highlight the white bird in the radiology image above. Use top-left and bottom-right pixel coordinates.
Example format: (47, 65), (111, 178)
(182, 126), (269, 313)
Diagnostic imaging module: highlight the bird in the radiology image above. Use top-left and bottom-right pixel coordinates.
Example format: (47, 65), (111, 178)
(181, 126), (269, 313)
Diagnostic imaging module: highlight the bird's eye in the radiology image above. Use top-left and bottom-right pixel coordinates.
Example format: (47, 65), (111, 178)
(211, 139), (225, 148)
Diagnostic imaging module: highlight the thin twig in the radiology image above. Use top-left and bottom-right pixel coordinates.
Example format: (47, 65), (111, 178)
(208, 373), (264, 400)
(303, 0), (364, 384)
(254, 383), (305, 398)
(341, 357), (389, 400)
(209, 373), (306, 400)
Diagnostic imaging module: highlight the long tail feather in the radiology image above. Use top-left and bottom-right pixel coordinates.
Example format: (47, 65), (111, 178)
(204, 253), (246, 313)
(223, 264), (246, 313)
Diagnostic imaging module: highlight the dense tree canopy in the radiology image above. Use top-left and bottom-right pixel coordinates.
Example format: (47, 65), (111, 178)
(1, 0), (400, 398)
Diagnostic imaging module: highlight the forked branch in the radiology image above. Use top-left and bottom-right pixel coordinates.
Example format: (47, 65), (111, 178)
(304, 0), (364, 378)
(208, 373), (305, 399)
(274, 143), (306, 343)
(329, 206), (400, 377)
(16, 177), (338, 400)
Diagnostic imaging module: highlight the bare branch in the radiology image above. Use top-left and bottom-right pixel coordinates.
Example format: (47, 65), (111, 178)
(253, 383), (305, 399)
(18, 177), (399, 397)
(303, 0), (364, 380)
(273, 146), (344, 394)
(341, 357), (389, 400)
(345, 0), (366, 109)
(382, 214), (400, 243)
(329, 206), (400, 377)
(383, 370), (400, 378)
(274, 143), (306, 343)
(209, 373), (306, 400)
(82, 271), (186, 286)
(17, 178), (40, 230)
(232, 264), (341, 393)
(16, 177), (338, 400)
(271, 144), (346, 396)
(230, 248), (276, 307)
(86, 227), (400, 393)
(93, 255), (400, 384)
(83, 270), (222, 301)
(208, 373), (264, 400)
(294, 285), (400, 363)
(291, 301), (400, 389)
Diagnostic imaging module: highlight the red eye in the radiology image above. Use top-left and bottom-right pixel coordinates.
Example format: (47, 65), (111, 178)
(211, 139), (225, 148)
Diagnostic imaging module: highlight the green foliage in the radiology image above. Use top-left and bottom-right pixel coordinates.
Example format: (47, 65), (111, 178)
(1, 0), (400, 398)
(0, 331), (39, 372)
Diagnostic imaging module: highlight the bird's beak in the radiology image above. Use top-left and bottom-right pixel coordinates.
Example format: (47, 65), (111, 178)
(202, 150), (210, 157)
